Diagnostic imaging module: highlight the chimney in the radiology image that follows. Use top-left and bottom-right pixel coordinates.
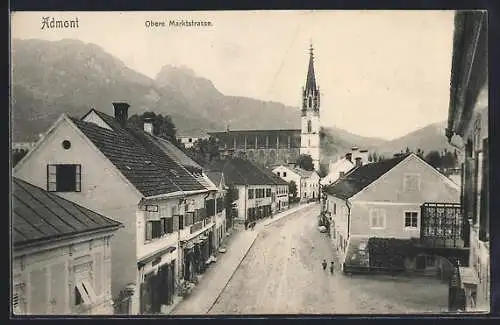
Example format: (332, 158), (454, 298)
(355, 157), (363, 168)
(144, 117), (153, 135)
(113, 102), (130, 127)
(345, 152), (352, 162)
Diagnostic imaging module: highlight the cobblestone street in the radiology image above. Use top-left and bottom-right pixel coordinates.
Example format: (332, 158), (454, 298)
(209, 204), (450, 314)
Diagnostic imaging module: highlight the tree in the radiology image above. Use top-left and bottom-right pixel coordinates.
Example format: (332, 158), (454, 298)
(296, 154), (314, 171)
(12, 149), (28, 167)
(424, 150), (442, 168)
(405, 147), (411, 154)
(372, 151), (379, 162)
(288, 180), (298, 199)
(318, 163), (329, 178)
(186, 136), (220, 167)
(368, 152), (373, 162)
(416, 148), (425, 159)
(128, 112), (180, 146)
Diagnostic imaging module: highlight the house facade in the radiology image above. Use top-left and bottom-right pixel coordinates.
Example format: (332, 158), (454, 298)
(446, 11), (489, 312)
(14, 103), (216, 315)
(207, 158), (289, 224)
(320, 154), (355, 187)
(272, 165), (320, 201)
(326, 153), (461, 274)
(12, 178), (122, 315)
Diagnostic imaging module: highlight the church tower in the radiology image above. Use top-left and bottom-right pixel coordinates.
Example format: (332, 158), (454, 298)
(300, 43), (321, 171)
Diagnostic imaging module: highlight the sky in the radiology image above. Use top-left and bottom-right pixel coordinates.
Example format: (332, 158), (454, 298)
(11, 10), (456, 140)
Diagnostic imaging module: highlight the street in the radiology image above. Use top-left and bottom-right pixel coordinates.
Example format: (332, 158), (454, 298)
(208, 204), (450, 314)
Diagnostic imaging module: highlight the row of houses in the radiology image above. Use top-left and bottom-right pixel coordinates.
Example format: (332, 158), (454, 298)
(321, 11), (489, 312)
(12, 102), (291, 315)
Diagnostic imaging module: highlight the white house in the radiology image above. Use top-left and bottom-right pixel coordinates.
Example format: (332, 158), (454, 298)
(272, 165), (320, 201)
(325, 153), (461, 275)
(14, 103), (216, 315)
(320, 154), (355, 187)
(207, 157), (289, 224)
(12, 177), (123, 315)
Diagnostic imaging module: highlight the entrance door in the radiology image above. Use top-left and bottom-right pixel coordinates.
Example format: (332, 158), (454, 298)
(416, 255), (426, 270)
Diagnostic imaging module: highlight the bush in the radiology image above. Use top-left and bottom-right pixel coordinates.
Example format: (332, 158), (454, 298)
(367, 237), (416, 270)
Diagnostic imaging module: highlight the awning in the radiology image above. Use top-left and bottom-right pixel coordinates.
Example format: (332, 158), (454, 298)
(137, 246), (177, 268)
(459, 266), (479, 285)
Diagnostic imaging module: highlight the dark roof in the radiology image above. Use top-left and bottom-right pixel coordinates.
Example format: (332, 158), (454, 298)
(206, 158), (284, 186)
(326, 154), (410, 199)
(254, 164), (290, 186)
(305, 45), (317, 93)
(72, 110), (206, 197)
(149, 134), (202, 172)
(446, 11), (487, 141)
(12, 177), (122, 247)
(206, 171), (224, 188)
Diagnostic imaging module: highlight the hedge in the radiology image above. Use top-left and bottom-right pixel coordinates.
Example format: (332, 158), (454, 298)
(367, 237), (418, 269)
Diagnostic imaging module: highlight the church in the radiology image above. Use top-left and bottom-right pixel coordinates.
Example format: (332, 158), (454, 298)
(209, 45), (322, 171)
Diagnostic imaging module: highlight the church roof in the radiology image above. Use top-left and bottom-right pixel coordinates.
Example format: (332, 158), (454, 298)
(305, 44), (318, 93)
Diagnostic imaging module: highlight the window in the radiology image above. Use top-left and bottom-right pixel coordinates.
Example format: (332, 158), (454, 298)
(283, 172), (287, 177)
(145, 219), (163, 241)
(370, 208), (386, 229)
(308, 97), (312, 108)
(266, 188), (271, 197)
(47, 164), (81, 192)
(403, 173), (420, 192)
(333, 203), (337, 215)
(12, 283), (25, 314)
(178, 215), (184, 230)
(73, 262), (97, 307)
(248, 189), (254, 199)
(404, 211), (418, 229)
(277, 172), (280, 177)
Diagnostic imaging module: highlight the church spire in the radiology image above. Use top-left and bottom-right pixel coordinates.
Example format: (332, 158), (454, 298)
(305, 42), (317, 93)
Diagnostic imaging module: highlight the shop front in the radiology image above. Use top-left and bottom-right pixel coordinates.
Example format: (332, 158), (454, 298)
(137, 246), (177, 315)
(180, 230), (214, 282)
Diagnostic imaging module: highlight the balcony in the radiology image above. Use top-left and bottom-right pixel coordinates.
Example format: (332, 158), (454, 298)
(418, 202), (467, 249)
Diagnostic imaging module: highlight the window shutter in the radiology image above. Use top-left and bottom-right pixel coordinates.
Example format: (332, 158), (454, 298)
(160, 218), (166, 235)
(75, 165), (81, 191)
(166, 217), (174, 234)
(465, 157), (476, 224)
(178, 215), (184, 230)
(173, 215), (179, 231)
(145, 221), (153, 241)
(152, 220), (162, 238)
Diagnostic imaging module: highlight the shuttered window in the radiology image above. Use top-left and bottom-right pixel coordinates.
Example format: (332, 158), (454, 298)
(166, 217), (174, 234)
(185, 212), (193, 226)
(173, 215), (179, 231)
(479, 138), (489, 241)
(464, 157), (477, 224)
(145, 221), (153, 241)
(178, 215), (184, 230)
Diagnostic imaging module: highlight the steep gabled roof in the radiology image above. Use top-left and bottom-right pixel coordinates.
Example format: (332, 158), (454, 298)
(206, 158), (283, 186)
(12, 177), (122, 247)
(326, 154), (410, 199)
(71, 110), (206, 197)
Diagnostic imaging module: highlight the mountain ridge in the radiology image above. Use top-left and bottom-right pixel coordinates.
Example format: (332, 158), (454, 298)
(11, 38), (453, 162)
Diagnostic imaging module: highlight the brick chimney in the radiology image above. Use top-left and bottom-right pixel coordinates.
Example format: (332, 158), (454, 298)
(113, 102), (130, 127)
(144, 117), (153, 135)
(345, 152), (352, 162)
(355, 157), (363, 168)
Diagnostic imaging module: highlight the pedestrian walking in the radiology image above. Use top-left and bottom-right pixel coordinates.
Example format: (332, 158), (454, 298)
(330, 261), (334, 274)
(322, 259), (327, 270)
